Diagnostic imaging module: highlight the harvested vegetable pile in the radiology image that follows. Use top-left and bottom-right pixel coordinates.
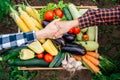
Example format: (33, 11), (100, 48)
(0, 1), (119, 80)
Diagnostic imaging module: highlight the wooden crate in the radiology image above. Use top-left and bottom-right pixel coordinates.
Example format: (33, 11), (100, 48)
(18, 6), (98, 70)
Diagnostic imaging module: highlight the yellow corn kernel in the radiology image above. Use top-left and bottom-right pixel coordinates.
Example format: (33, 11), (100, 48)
(31, 17), (43, 29)
(39, 39), (45, 43)
(12, 13), (29, 32)
(25, 6), (41, 22)
(18, 7), (39, 31)
(42, 39), (58, 56)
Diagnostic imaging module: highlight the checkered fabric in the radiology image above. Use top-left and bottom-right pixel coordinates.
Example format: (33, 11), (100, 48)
(0, 31), (36, 50)
(78, 7), (120, 28)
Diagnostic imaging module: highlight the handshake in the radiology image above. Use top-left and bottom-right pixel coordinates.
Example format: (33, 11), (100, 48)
(36, 19), (80, 40)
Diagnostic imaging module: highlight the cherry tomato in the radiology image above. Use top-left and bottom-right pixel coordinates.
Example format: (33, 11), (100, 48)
(54, 8), (63, 18)
(44, 53), (54, 63)
(36, 53), (44, 59)
(44, 10), (54, 21)
(73, 27), (81, 34)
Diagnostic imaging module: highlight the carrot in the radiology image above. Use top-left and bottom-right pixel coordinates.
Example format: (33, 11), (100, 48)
(82, 56), (100, 73)
(86, 52), (100, 59)
(72, 55), (82, 61)
(85, 54), (100, 66)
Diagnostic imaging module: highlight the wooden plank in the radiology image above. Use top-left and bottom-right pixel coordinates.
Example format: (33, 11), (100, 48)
(33, 6), (97, 9)
(18, 67), (87, 70)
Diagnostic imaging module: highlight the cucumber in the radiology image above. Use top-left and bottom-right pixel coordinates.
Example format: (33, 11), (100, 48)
(8, 58), (49, 67)
(62, 7), (73, 20)
(54, 52), (65, 67)
(1, 47), (24, 61)
(49, 51), (62, 68)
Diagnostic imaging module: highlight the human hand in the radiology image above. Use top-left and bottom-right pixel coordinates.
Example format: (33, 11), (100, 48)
(36, 19), (60, 39)
(54, 19), (79, 38)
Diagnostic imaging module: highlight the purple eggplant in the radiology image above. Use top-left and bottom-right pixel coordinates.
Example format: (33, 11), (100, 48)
(42, 20), (50, 27)
(61, 43), (86, 56)
(62, 33), (76, 43)
(54, 38), (66, 46)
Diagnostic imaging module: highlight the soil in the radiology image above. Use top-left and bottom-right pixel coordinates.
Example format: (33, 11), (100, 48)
(0, 0), (120, 80)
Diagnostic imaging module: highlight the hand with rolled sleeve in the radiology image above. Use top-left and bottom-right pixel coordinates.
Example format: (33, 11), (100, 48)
(54, 7), (120, 38)
(0, 19), (60, 50)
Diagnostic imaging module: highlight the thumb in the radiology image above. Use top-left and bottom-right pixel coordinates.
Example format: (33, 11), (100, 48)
(52, 18), (61, 23)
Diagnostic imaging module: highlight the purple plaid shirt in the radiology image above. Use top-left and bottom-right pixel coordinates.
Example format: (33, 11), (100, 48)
(78, 7), (120, 28)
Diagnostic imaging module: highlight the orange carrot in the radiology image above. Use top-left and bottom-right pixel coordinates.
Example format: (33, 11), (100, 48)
(86, 52), (100, 59)
(72, 55), (82, 61)
(85, 54), (100, 66)
(82, 56), (100, 73)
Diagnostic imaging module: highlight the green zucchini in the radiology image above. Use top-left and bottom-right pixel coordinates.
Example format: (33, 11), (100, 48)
(68, 3), (80, 19)
(54, 52), (65, 67)
(81, 28), (88, 33)
(87, 26), (96, 41)
(76, 32), (83, 41)
(8, 58), (49, 67)
(79, 9), (88, 17)
(49, 51), (62, 68)
(76, 41), (99, 51)
(62, 7), (73, 20)
(1, 47), (24, 61)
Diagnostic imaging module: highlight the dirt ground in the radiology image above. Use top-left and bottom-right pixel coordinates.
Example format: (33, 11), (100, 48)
(0, 0), (120, 80)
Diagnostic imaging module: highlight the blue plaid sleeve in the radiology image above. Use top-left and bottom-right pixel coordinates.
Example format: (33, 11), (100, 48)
(0, 31), (36, 50)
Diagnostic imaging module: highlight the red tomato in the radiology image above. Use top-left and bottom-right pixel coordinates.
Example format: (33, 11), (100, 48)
(36, 53), (44, 59)
(68, 27), (74, 34)
(73, 27), (81, 34)
(44, 53), (53, 63)
(54, 8), (63, 18)
(44, 10), (54, 21)
(68, 27), (80, 34)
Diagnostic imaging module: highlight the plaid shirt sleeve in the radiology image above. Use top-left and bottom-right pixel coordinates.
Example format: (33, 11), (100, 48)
(0, 31), (36, 50)
(78, 7), (120, 28)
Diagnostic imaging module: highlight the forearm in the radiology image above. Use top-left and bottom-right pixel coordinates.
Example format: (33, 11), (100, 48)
(0, 31), (36, 50)
(78, 7), (120, 28)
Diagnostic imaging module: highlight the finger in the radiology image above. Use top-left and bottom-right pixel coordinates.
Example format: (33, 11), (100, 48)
(52, 19), (61, 23)
(54, 30), (63, 37)
(52, 35), (62, 39)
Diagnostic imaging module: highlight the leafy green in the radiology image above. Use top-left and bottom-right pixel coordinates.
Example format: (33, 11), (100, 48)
(39, 0), (67, 20)
(0, 0), (13, 20)
(99, 55), (117, 75)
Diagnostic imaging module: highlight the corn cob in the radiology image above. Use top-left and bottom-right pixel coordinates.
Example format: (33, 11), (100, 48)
(27, 40), (44, 53)
(31, 17), (43, 29)
(42, 39), (58, 56)
(10, 7), (29, 32)
(18, 7), (45, 43)
(18, 7), (39, 31)
(25, 6), (41, 22)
